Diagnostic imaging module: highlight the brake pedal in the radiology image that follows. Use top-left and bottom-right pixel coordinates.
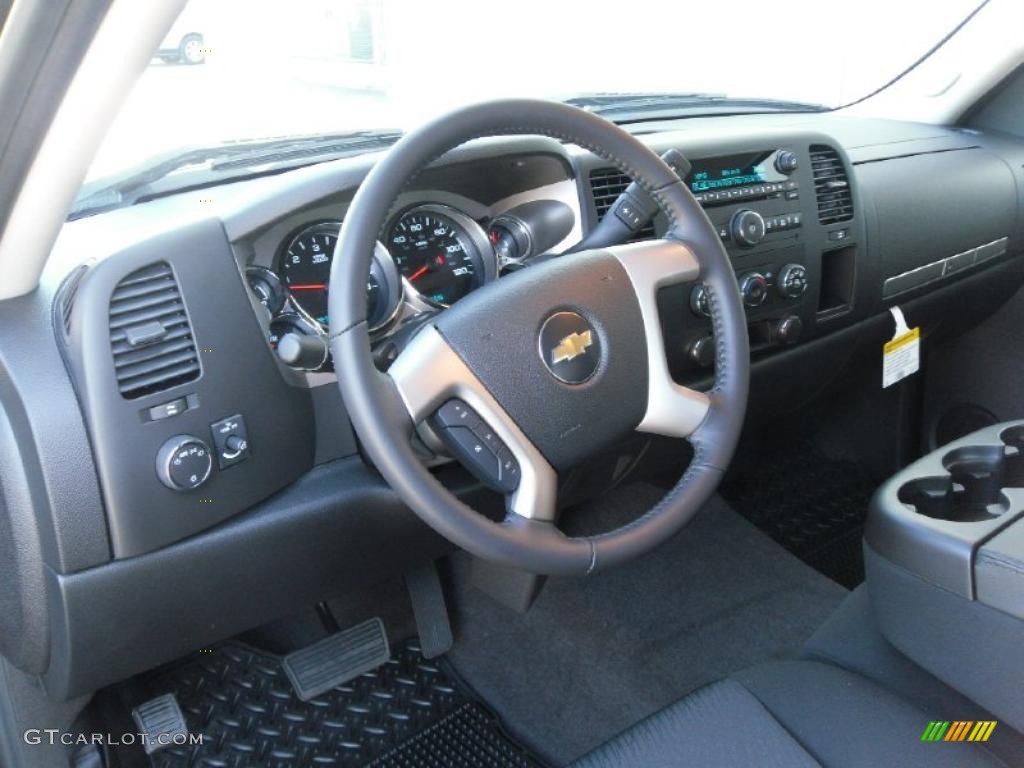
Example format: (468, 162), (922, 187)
(131, 693), (189, 755)
(282, 617), (390, 701)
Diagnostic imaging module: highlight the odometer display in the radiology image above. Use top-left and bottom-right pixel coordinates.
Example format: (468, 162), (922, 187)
(389, 208), (483, 305)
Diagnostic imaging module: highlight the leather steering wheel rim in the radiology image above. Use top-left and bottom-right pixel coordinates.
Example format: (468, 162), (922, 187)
(329, 99), (749, 576)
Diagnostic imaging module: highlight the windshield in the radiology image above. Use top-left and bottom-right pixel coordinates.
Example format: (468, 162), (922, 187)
(86, 0), (982, 185)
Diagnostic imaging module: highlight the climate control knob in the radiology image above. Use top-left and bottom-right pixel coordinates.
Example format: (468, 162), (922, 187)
(730, 209), (766, 247)
(778, 263), (808, 299)
(690, 284), (711, 317)
(739, 272), (769, 308)
(156, 435), (213, 492)
(773, 315), (804, 346)
(687, 336), (715, 368)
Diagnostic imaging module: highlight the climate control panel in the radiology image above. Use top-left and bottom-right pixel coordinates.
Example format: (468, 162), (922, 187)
(682, 258), (810, 372)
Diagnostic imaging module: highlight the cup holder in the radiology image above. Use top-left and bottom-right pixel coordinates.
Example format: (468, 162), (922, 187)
(1000, 426), (1024, 487)
(898, 445), (1011, 521)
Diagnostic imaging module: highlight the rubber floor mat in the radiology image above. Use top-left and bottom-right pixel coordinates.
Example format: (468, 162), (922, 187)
(721, 445), (877, 588)
(133, 639), (540, 768)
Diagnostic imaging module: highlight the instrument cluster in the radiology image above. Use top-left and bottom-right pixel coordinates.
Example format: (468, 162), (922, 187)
(245, 203), (501, 371)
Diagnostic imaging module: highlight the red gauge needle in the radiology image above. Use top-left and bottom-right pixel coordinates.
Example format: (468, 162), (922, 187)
(289, 283), (327, 291)
(408, 265), (429, 282)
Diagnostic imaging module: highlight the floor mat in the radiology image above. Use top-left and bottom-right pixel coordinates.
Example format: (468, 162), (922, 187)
(128, 639), (540, 768)
(446, 488), (847, 766)
(720, 445), (877, 588)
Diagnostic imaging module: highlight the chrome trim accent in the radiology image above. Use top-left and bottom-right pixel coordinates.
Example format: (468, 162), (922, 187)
(609, 240), (711, 438)
(883, 237), (1009, 298)
(388, 325), (558, 522)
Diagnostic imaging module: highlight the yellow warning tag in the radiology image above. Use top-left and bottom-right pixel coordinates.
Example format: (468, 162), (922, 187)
(883, 307), (920, 388)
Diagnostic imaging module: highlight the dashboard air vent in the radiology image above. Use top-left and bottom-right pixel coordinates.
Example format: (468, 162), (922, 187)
(589, 168), (656, 240)
(810, 145), (854, 225)
(109, 262), (200, 399)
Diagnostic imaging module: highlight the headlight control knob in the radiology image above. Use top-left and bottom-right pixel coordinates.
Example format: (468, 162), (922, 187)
(730, 209), (766, 247)
(156, 435), (213, 492)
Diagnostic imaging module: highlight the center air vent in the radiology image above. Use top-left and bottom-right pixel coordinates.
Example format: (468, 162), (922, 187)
(109, 262), (200, 399)
(589, 168), (656, 240)
(810, 145), (854, 225)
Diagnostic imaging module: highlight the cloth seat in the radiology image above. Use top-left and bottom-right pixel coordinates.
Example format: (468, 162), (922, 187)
(572, 660), (1006, 768)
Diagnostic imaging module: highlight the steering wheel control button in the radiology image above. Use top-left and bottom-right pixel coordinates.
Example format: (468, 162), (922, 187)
(210, 414), (250, 469)
(538, 311), (600, 385)
(429, 399), (520, 493)
(156, 435), (213, 492)
(433, 399), (481, 429)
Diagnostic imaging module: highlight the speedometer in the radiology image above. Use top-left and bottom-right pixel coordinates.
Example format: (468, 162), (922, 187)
(388, 205), (495, 305)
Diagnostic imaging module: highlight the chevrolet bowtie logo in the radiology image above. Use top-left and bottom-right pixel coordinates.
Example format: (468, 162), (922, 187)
(551, 330), (593, 364)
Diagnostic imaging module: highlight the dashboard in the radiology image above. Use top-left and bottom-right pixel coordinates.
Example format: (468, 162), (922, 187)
(6, 110), (1024, 699)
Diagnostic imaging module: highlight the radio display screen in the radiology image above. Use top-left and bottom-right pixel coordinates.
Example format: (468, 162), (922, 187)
(688, 151), (782, 193)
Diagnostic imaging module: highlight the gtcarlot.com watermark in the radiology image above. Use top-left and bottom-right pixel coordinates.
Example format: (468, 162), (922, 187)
(24, 729), (203, 748)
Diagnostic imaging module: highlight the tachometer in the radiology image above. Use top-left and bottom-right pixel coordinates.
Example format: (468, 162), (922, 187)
(388, 205), (495, 305)
(278, 222), (401, 331)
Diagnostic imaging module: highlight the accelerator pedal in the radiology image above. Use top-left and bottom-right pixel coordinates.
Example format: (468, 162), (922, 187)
(405, 561), (453, 659)
(131, 693), (189, 755)
(282, 616), (390, 701)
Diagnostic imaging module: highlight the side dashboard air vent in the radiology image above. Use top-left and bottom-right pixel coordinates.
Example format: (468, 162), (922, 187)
(810, 145), (854, 225)
(109, 262), (200, 399)
(589, 168), (656, 240)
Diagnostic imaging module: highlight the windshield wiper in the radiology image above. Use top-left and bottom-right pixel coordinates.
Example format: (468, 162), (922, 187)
(564, 92), (827, 120)
(70, 130), (403, 220)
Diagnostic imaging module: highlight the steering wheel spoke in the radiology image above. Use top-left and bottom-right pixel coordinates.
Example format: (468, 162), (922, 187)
(606, 240), (712, 438)
(388, 325), (559, 522)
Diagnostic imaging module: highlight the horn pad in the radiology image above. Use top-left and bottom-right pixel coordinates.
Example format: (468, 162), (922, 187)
(434, 250), (648, 471)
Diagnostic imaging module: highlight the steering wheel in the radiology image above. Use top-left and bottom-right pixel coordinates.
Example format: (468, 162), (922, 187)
(329, 99), (749, 576)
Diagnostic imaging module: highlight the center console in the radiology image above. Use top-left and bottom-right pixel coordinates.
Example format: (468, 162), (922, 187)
(866, 421), (1024, 732)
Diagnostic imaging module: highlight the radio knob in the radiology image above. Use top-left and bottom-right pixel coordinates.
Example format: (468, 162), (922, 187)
(778, 263), (809, 299)
(730, 210), (766, 247)
(775, 150), (799, 174)
(739, 272), (769, 308)
(689, 284), (711, 317)
(156, 435), (213, 492)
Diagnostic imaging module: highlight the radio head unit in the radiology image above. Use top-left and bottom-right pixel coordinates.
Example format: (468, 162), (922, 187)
(688, 149), (799, 206)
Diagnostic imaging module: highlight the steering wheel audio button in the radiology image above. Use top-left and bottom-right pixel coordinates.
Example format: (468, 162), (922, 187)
(430, 399), (521, 493)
